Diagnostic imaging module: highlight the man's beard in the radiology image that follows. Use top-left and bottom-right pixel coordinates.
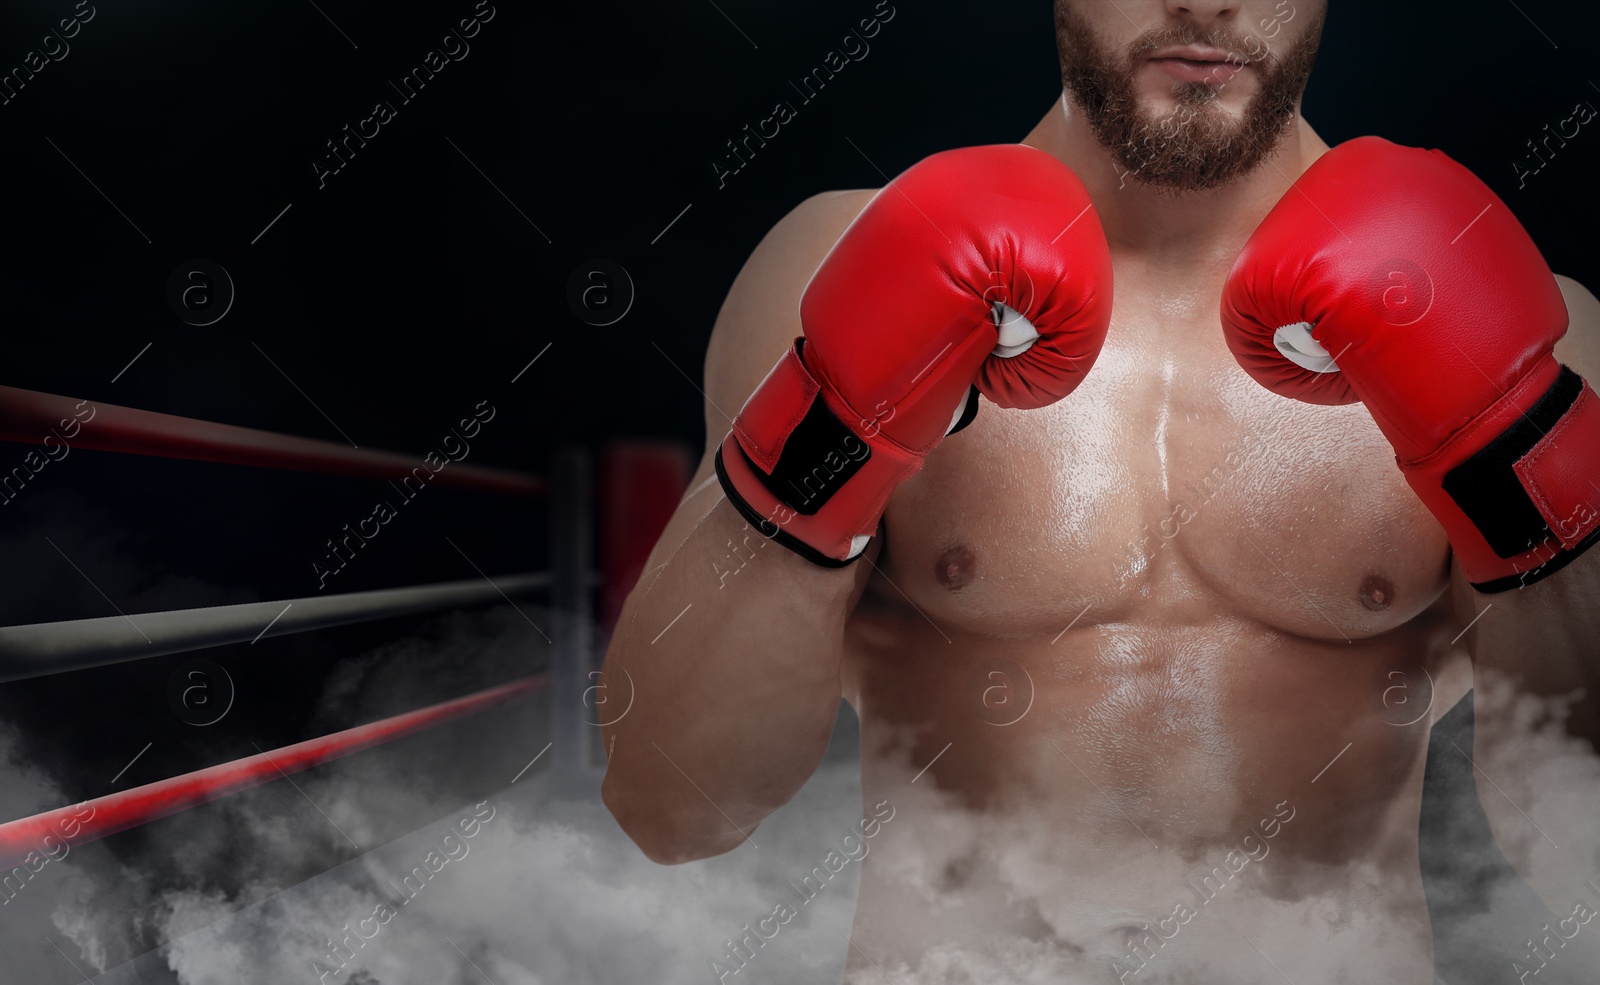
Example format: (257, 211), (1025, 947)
(1055, 3), (1325, 192)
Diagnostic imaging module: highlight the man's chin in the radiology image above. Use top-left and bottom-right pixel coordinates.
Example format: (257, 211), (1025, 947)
(1114, 126), (1266, 193)
(1135, 81), (1253, 119)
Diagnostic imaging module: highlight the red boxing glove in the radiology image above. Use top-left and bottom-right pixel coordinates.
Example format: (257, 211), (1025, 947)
(1222, 136), (1600, 592)
(715, 144), (1114, 565)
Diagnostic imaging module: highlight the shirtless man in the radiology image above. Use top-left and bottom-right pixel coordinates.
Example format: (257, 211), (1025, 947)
(598, 1), (1600, 981)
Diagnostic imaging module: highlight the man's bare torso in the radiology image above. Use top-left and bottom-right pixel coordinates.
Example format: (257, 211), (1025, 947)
(828, 183), (1470, 983)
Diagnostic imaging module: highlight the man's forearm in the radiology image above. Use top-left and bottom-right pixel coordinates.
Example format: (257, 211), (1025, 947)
(1464, 546), (1600, 741)
(599, 485), (861, 863)
(1456, 546), (1600, 915)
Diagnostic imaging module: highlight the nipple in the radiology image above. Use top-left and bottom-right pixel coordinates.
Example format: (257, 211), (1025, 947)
(935, 545), (977, 590)
(1358, 574), (1395, 612)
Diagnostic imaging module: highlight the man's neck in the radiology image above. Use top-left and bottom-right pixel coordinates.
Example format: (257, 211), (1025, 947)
(1022, 90), (1330, 275)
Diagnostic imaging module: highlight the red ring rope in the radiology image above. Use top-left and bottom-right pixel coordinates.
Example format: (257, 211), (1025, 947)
(0, 386), (547, 496)
(0, 674), (547, 870)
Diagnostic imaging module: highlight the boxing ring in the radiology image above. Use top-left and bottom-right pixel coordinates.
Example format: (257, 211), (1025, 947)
(0, 384), (690, 873)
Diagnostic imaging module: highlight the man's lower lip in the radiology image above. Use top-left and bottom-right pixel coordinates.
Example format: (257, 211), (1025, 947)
(1149, 58), (1244, 84)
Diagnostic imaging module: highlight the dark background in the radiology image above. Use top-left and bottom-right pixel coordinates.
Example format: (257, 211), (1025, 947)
(0, 0), (1596, 971)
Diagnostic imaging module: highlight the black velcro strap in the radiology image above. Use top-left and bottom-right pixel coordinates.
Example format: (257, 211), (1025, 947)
(1442, 366), (1583, 559)
(747, 392), (871, 517)
(713, 445), (861, 567)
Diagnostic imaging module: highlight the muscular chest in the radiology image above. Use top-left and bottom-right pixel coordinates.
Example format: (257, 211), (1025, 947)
(872, 302), (1452, 643)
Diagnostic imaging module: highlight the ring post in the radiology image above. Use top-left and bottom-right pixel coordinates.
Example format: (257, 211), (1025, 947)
(550, 446), (597, 792)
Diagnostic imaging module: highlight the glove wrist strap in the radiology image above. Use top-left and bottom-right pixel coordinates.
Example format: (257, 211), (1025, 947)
(715, 340), (922, 566)
(1403, 362), (1600, 592)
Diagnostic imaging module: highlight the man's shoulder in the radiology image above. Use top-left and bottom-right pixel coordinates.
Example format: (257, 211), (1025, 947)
(747, 189), (878, 284)
(796, 188), (879, 223)
(714, 189), (877, 331)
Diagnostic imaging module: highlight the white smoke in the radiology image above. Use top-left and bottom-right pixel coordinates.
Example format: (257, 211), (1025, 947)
(1467, 669), (1600, 891)
(0, 590), (866, 985)
(139, 733), (868, 985)
(4, 563), (1599, 985)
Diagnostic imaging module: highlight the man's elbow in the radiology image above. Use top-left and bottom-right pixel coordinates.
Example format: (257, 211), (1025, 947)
(601, 770), (750, 865)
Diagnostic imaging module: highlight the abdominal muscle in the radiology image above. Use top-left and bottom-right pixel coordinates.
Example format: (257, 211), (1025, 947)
(838, 608), (1454, 984)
